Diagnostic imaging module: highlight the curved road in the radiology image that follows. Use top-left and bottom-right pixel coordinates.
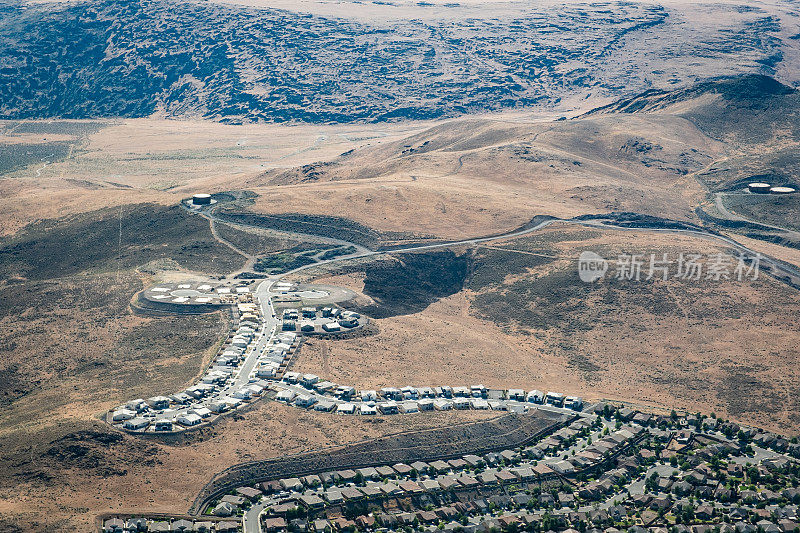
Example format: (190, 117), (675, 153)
(186, 193), (800, 288)
(176, 205), (800, 532)
(237, 221), (799, 533)
(715, 192), (800, 239)
(244, 214), (800, 289)
(572, 219), (800, 284)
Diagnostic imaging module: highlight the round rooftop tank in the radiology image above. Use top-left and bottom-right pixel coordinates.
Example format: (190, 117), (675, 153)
(192, 193), (212, 205)
(770, 186), (796, 194)
(748, 183), (772, 193)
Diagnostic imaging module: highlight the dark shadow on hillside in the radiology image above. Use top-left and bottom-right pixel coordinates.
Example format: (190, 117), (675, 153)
(346, 251), (469, 318)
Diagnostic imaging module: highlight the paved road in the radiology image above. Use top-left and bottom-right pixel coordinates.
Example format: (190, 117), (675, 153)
(221, 214), (799, 436)
(134, 206), (800, 438)
(243, 500), (266, 533)
(730, 445), (780, 465)
(187, 191), (800, 291)
(715, 192), (800, 238)
(276, 218), (557, 278)
(240, 402), (591, 533)
(202, 207), (375, 262)
(184, 206), (800, 533)
(197, 200), (800, 291)
(233, 279), (278, 390)
(573, 219), (800, 286)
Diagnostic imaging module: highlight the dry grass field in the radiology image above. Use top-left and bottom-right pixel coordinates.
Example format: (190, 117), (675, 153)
(0, 118), (429, 236)
(295, 224), (800, 434)
(0, 402), (496, 531)
(241, 115), (720, 240)
(2, 75), (800, 531)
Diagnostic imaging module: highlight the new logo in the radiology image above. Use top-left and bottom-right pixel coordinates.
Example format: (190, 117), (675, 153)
(578, 251), (608, 282)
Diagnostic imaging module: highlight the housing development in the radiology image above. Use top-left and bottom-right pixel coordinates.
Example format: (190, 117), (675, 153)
(103, 390), (800, 533)
(4, 0), (800, 531)
(92, 192), (800, 532)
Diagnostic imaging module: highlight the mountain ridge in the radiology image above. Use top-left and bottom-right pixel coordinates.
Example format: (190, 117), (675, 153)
(584, 74), (800, 144)
(0, 0), (789, 123)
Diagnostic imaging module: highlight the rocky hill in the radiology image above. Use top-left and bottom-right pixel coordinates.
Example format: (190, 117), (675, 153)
(586, 74), (800, 145)
(0, 0), (791, 123)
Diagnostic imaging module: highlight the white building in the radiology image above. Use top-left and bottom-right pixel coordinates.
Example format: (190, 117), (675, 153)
(360, 390), (378, 401)
(314, 400), (336, 412)
(190, 407), (212, 418)
(470, 399), (490, 410)
(418, 399), (435, 411)
(126, 399), (147, 412)
(294, 394), (317, 408)
(453, 398), (470, 410)
(112, 408), (136, 421)
(276, 390), (296, 403)
(123, 418), (149, 430)
(507, 389), (525, 401)
(146, 396), (170, 409)
(360, 404), (377, 415)
(545, 391), (565, 407)
(526, 390), (544, 403)
(400, 401), (419, 414)
(209, 400), (228, 413)
(177, 413), (202, 427)
(433, 399), (452, 411)
(232, 389), (252, 401)
(338, 403), (356, 415)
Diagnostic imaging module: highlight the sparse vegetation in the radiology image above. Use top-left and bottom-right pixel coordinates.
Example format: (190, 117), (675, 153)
(0, 204), (243, 279)
(254, 252), (317, 274)
(214, 222), (301, 257)
(347, 251), (469, 318)
(722, 194), (800, 232)
(320, 246), (358, 261)
(1, 13), (800, 527)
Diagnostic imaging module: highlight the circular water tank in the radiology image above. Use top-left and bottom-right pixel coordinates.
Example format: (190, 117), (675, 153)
(748, 183), (772, 193)
(770, 186), (796, 194)
(192, 193), (212, 205)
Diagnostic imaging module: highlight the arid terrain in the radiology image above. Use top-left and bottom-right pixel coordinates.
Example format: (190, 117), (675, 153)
(0, 400), (497, 531)
(1, 76), (800, 530)
(2, 0), (798, 124)
(2, 0), (800, 528)
(294, 224), (800, 432)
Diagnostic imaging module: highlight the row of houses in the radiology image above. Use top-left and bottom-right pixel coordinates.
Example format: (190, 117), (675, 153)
(102, 517), (238, 532)
(237, 421), (644, 523)
(243, 423), (663, 533)
(251, 420), (800, 533)
(275, 373), (584, 416)
(109, 290), (270, 433)
(281, 306), (361, 333)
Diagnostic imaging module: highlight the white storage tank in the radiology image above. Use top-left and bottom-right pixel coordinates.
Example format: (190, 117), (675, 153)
(748, 182), (772, 193)
(192, 193), (212, 205)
